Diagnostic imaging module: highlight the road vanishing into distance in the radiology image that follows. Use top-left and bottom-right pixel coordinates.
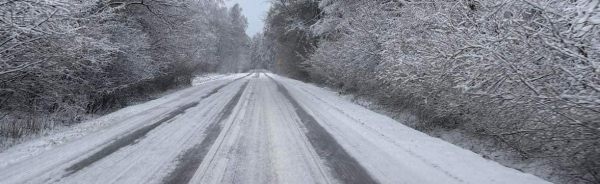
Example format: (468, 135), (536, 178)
(0, 73), (549, 184)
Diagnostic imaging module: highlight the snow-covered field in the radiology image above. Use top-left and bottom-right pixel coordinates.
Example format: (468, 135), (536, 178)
(0, 73), (549, 184)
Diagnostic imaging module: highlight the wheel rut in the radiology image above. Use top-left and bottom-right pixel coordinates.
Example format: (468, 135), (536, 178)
(265, 74), (378, 184)
(162, 81), (250, 184)
(63, 78), (248, 177)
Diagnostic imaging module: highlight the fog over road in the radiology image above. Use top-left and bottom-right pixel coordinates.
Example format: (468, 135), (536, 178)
(0, 73), (549, 184)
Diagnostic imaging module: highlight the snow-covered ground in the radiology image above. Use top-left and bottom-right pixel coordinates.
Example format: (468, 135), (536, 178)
(0, 73), (249, 168)
(0, 73), (549, 184)
(326, 83), (557, 182)
(192, 73), (245, 86)
(271, 74), (549, 184)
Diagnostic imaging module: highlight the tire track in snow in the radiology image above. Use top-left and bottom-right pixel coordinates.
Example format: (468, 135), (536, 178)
(63, 102), (199, 176)
(162, 81), (250, 184)
(281, 77), (466, 183)
(63, 76), (249, 177)
(265, 74), (378, 184)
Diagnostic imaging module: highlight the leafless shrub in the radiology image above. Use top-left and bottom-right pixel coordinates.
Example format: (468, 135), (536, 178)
(302, 0), (600, 182)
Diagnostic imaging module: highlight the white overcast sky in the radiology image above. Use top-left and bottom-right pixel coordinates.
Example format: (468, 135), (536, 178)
(225, 0), (271, 37)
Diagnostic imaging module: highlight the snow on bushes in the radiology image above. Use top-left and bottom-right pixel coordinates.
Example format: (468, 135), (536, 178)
(262, 0), (600, 183)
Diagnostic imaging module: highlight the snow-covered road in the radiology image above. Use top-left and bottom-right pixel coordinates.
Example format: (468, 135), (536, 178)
(0, 73), (549, 184)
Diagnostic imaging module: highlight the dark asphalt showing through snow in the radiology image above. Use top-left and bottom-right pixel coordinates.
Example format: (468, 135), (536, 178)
(64, 73), (377, 183)
(63, 101), (200, 177)
(266, 74), (378, 184)
(0, 73), (551, 184)
(63, 74), (250, 177)
(162, 81), (249, 184)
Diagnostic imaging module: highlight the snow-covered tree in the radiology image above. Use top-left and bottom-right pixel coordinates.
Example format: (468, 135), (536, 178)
(250, 33), (275, 70)
(0, 0), (251, 143)
(260, 0), (600, 182)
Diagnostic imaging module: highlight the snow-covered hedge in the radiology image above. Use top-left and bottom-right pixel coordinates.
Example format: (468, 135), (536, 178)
(0, 0), (250, 141)
(264, 0), (599, 182)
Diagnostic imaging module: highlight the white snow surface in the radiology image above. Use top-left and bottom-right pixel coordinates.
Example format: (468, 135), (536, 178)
(0, 73), (249, 168)
(270, 74), (549, 184)
(0, 73), (549, 184)
(192, 73), (243, 86)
